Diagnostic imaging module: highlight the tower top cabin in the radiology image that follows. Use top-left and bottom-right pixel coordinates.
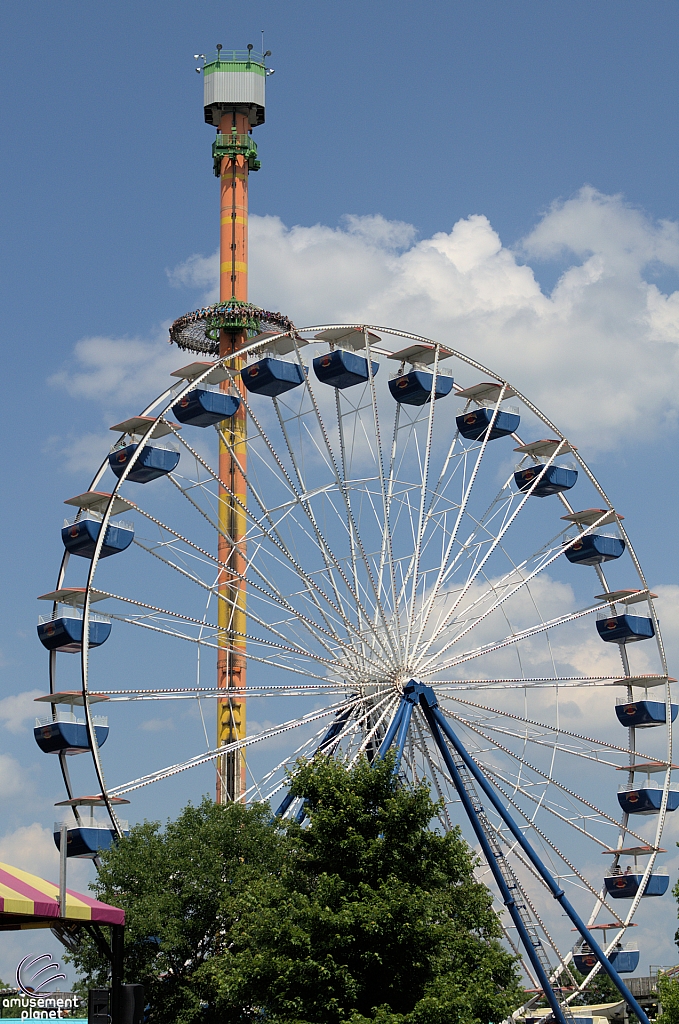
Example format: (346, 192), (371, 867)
(203, 45), (267, 128)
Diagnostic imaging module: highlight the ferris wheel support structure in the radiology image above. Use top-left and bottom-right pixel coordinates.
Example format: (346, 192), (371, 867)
(379, 682), (651, 1024)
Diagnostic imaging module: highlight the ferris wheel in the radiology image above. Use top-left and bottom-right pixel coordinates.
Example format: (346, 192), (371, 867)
(36, 310), (675, 1023)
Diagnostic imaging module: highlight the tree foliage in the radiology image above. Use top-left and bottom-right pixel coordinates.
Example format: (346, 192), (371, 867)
(658, 975), (679, 1024)
(67, 799), (281, 1023)
(69, 757), (522, 1024)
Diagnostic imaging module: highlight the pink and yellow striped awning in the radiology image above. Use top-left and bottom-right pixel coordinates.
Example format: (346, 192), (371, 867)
(0, 862), (124, 929)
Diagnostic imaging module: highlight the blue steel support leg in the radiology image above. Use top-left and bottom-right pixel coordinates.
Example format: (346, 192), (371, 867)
(391, 700), (414, 774)
(377, 700), (405, 759)
(421, 701), (569, 1024)
(274, 790), (295, 818)
(427, 699), (651, 1024)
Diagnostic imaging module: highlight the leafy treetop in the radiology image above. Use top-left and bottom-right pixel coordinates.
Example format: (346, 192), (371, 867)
(69, 756), (522, 1024)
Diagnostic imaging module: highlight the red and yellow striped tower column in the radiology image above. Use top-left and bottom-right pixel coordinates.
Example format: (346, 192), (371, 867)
(202, 45), (267, 802)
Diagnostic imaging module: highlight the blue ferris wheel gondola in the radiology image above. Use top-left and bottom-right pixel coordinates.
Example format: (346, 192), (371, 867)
(33, 691), (110, 755)
(108, 416), (182, 483)
(564, 534), (625, 565)
(597, 614), (655, 643)
(573, 946), (640, 975)
(241, 357), (306, 397)
(37, 616), (111, 653)
(61, 517), (134, 559)
(35, 719), (109, 755)
(53, 825), (128, 859)
(387, 342), (455, 406)
(313, 349), (379, 389)
(53, 796), (130, 860)
(617, 786), (679, 815)
(109, 443), (180, 483)
(615, 699), (678, 728)
(389, 370), (454, 406)
(312, 328), (382, 390)
(604, 872), (670, 899)
(561, 508), (625, 565)
(514, 439), (578, 497)
(609, 947), (640, 973)
(172, 387), (241, 427)
(514, 464), (578, 497)
(456, 407), (520, 441)
(455, 381), (521, 441)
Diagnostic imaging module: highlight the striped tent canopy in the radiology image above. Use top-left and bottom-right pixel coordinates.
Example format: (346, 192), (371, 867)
(0, 862), (124, 929)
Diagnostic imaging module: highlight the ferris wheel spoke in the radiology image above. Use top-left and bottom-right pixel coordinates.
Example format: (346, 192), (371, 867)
(414, 544), (549, 663)
(293, 370), (401, 659)
(108, 696), (361, 797)
(243, 691), (397, 806)
(395, 481), (517, 643)
(100, 587), (350, 679)
(403, 350), (445, 657)
(444, 710), (651, 847)
(367, 382), (401, 636)
(414, 443), (573, 668)
(480, 762), (626, 915)
(130, 540), (351, 663)
(334, 388), (368, 640)
(131, 530), (389, 677)
(245, 455), (378, 655)
(171, 435), (391, 665)
(417, 513), (616, 672)
(426, 602), (600, 675)
(172, 435), (364, 652)
(335, 338), (402, 644)
(127, 492), (353, 639)
(458, 720), (632, 776)
(101, 682), (353, 699)
(412, 387), (510, 659)
(442, 695), (661, 762)
(110, 615), (340, 681)
(435, 676), (623, 690)
(261, 695), (397, 809)
(228, 404), (400, 670)
(325, 691), (396, 758)
(348, 695), (403, 763)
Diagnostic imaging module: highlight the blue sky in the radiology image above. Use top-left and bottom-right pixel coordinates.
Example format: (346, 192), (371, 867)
(3, 0), (679, 986)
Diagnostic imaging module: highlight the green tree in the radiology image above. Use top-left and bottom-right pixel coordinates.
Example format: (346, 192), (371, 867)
(658, 974), (679, 1024)
(67, 798), (282, 1024)
(201, 755), (522, 1024)
(70, 758), (522, 1024)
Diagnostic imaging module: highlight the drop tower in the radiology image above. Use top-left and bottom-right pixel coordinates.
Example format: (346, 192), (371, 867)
(203, 43), (267, 803)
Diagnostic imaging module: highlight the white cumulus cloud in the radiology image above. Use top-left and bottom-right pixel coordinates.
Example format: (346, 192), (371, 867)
(0, 690), (43, 734)
(49, 331), (179, 405)
(0, 754), (33, 800)
(58, 187), (679, 454)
